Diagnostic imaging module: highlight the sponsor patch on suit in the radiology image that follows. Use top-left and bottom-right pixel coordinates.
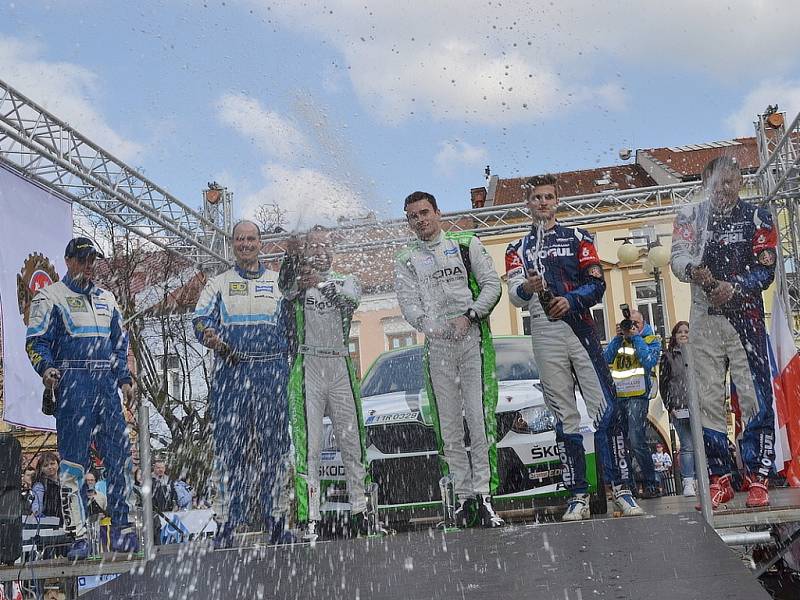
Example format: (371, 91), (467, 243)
(228, 282), (248, 296)
(255, 284), (274, 294)
(66, 297), (88, 312)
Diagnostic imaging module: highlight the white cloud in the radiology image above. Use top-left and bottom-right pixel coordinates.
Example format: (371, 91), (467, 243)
(0, 36), (141, 161)
(247, 1), (800, 125)
(216, 93), (367, 227)
(726, 80), (800, 137)
(239, 164), (365, 229)
(435, 140), (487, 175)
(216, 93), (311, 162)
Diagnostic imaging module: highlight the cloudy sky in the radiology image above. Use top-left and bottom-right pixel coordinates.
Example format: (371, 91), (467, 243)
(3, 1), (800, 227)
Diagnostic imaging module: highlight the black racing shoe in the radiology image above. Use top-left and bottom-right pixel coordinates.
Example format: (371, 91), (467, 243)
(351, 512), (370, 537)
(213, 522), (235, 550)
(454, 497), (476, 528)
(477, 495), (505, 528)
(638, 487), (661, 500)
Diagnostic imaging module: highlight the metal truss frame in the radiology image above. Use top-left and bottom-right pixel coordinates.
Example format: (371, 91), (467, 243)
(262, 178), (760, 259)
(0, 79), (231, 269)
(756, 110), (800, 336)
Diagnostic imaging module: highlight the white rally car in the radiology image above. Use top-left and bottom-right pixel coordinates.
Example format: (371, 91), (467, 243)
(318, 336), (610, 520)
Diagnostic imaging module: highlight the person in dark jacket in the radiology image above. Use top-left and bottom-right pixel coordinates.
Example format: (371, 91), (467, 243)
(31, 452), (62, 519)
(659, 321), (696, 497)
(152, 460), (178, 513)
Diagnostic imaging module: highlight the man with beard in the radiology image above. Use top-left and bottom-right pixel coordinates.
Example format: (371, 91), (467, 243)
(280, 226), (369, 541)
(194, 220), (291, 547)
(26, 237), (138, 559)
(672, 156), (777, 508)
(505, 175), (644, 521)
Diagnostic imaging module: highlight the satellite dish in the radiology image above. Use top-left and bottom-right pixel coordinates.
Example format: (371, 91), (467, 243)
(619, 148), (632, 161)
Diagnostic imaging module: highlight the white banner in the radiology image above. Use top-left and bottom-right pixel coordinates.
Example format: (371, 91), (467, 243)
(0, 165), (71, 430)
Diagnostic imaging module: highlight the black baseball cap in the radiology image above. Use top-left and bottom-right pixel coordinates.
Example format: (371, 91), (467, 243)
(64, 237), (104, 259)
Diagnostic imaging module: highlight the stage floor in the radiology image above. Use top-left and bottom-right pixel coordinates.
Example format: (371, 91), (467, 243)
(83, 512), (771, 600)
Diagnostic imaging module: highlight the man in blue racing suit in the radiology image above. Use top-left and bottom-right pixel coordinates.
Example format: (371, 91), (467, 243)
(26, 237), (138, 559)
(671, 156), (777, 509)
(506, 174), (644, 521)
(193, 220), (291, 547)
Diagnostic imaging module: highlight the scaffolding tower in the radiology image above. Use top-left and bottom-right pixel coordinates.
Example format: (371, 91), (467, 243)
(755, 108), (800, 336)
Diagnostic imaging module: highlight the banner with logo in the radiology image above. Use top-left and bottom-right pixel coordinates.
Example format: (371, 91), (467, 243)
(0, 165), (71, 430)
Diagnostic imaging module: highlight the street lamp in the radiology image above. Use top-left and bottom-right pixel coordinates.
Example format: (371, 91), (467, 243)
(616, 233), (677, 494)
(615, 234), (671, 339)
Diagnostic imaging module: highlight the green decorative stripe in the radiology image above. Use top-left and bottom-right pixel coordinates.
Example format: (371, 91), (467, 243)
(288, 299), (310, 523)
(444, 230), (477, 244)
(477, 318), (499, 494)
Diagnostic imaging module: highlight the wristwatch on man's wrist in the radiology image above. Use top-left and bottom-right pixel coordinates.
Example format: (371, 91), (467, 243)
(464, 308), (480, 323)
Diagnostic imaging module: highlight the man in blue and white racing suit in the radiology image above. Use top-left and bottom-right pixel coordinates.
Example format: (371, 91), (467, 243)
(26, 237), (138, 559)
(193, 220), (291, 547)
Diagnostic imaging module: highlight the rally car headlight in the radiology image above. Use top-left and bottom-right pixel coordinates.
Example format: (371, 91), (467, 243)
(514, 406), (556, 434)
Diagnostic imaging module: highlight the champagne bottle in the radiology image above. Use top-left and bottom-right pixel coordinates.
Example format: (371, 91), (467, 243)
(538, 289), (558, 322)
(42, 387), (56, 416)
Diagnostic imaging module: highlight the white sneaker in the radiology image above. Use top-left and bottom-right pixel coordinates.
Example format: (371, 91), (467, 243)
(682, 478), (696, 497)
(562, 493), (591, 522)
(302, 521), (319, 542)
(612, 485), (645, 517)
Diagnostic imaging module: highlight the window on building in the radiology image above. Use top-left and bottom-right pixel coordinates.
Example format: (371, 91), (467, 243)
(348, 338), (361, 378)
(382, 316), (417, 352)
(522, 304), (607, 341)
(522, 310), (531, 335)
(630, 225), (655, 247)
(634, 281), (666, 337)
(387, 332), (416, 350)
(591, 303), (608, 342)
(163, 354), (182, 399)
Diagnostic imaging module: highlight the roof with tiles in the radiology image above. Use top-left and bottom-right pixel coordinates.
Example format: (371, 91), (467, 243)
(492, 164), (657, 206)
(639, 137), (760, 180)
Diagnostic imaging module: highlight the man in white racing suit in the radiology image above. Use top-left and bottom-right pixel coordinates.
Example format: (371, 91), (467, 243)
(394, 191), (504, 528)
(280, 227), (369, 540)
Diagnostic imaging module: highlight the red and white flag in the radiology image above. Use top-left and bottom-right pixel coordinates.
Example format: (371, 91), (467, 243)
(768, 287), (800, 486)
(0, 581), (23, 600)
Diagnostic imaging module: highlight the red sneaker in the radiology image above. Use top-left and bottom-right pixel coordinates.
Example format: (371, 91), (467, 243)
(745, 475), (770, 508)
(709, 474), (735, 509)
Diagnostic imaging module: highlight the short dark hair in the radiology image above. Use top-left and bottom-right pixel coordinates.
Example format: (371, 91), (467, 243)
(232, 220), (262, 239)
(702, 156), (740, 180)
(404, 191), (438, 211)
(525, 173), (558, 191)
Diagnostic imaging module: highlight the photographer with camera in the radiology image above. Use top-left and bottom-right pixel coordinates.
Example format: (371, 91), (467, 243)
(604, 306), (662, 498)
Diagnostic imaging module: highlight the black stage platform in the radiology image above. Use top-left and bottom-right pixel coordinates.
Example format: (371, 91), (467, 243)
(84, 513), (770, 600)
